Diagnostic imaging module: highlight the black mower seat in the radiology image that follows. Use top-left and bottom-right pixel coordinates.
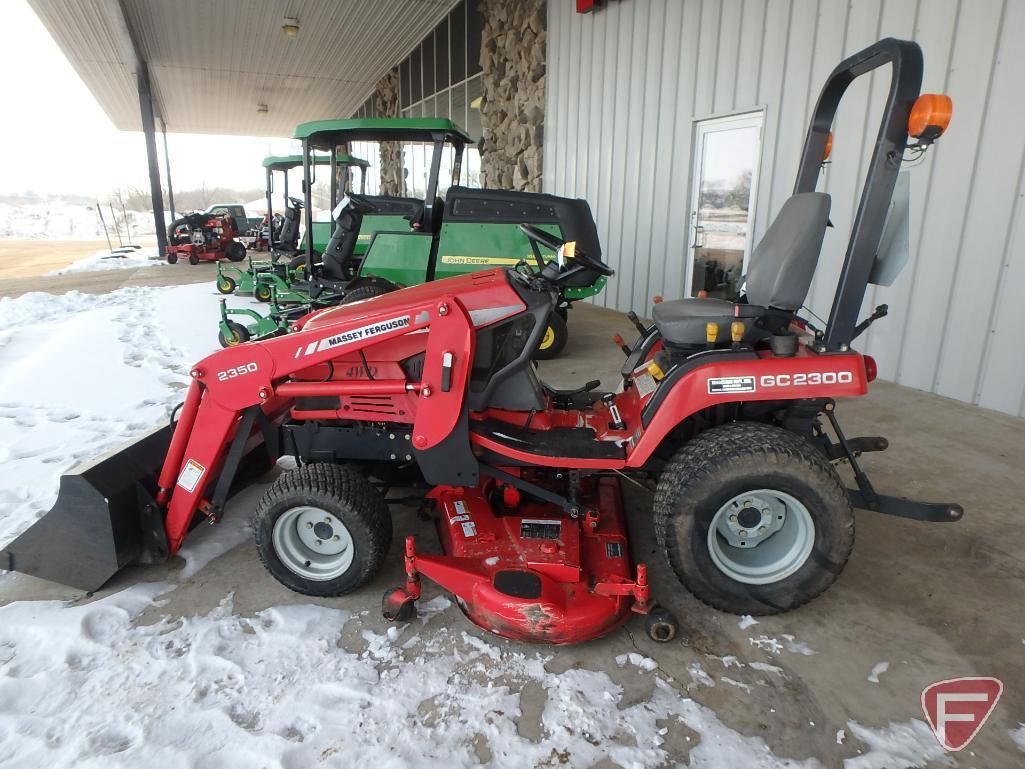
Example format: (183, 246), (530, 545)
(654, 192), (831, 346)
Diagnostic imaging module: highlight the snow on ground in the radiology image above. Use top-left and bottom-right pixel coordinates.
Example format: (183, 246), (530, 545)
(0, 282), (258, 548)
(47, 246), (163, 275)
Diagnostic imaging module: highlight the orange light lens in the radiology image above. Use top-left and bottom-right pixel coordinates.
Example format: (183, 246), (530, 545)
(908, 94), (952, 138)
(823, 132), (833, 161)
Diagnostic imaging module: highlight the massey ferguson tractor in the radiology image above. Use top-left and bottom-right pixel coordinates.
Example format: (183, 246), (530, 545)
(1, 40), (960, 644)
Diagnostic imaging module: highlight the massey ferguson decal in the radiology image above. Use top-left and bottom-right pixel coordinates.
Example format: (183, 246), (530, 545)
(294, 315), (411, 358)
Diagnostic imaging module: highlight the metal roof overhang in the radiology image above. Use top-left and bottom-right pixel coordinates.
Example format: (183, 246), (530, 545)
(26, 0), (460, 137)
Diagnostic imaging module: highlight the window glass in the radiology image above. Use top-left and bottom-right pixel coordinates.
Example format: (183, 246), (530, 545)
(409, 46), (422, 105)
(400, 59), (411, 109)
(422, 32), (436, 98)
(435, 18), (449, 88)
(466, 0), (483, 76)
(450, 0), (466, 84)
(465, 75), (483, 140)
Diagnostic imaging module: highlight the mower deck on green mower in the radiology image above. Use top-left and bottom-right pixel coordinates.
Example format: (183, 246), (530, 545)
(217, 287), (341, 348)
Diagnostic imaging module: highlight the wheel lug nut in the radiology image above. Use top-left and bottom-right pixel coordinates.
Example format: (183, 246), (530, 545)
(743, 500), (752, 507)
(739, 530), (747, 538)
(758, 526), (767, 533)
(333, 535), (340, 541)
(762, 508), (770, 515)
(315, 539), (322, 546)
(306, 522), (313, 528)
(324, 517), (331, 523)
(729, 514), (738, 523)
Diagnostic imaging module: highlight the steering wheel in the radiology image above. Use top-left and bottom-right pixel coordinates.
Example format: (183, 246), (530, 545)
(346, 193), (379, 215)
(518, 223), (614, 277)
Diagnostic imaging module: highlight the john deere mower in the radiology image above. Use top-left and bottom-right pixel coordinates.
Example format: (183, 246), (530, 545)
(167, 209), (247, 265)
(224, 117), (607, 358)
(216, 153), (370, 302)
(1, 40), (959, 645)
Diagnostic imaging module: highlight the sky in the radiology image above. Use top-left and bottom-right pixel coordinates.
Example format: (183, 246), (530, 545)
(0, 0), (300, 198)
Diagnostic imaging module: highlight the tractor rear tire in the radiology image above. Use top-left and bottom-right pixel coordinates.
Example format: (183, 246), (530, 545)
(254, 464), (392, 597)
(167, 253), (178, 264)
(216, 275), (237, 294)
(188, 253), (200, 266)
(533, 312), (568, 360)
(254, 283), (273, 302)
(226, 242), (247, 262)
(342, 284), (394, 304)
(218, 321), (251, 348)
(653, 422), (854, 616)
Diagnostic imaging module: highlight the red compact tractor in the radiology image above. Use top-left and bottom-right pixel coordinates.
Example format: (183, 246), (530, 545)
(166, 209), (248, 265)
(2, 40), (960, 645)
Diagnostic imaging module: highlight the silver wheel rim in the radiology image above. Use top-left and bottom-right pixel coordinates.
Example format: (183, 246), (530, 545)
(271, 506), (354, 581)
(707, 489), (814, 585)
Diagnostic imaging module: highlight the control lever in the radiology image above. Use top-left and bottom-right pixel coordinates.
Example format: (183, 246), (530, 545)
(626, 311), (647, 336)
(612, 334), (631, 356)
(852, 304), (889, 340)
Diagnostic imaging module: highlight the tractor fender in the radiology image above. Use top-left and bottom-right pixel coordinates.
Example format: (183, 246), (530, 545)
(626, 351), (869, 467)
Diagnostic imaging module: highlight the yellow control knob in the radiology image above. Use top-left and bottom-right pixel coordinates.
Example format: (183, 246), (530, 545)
(731, 321), (745, 343)
(706, 322), (719, 344)
(646, 361), (665, 381)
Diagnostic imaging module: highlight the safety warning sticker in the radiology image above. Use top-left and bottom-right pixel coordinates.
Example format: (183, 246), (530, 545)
(177, 458), (206, 493)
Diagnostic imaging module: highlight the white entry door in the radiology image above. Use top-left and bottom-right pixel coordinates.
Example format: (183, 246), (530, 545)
(686, 111), (764, 299)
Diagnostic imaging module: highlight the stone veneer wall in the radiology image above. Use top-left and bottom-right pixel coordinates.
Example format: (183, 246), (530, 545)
(479, 0), (546, 192)
(366, 0), (547, 194)
(373, 68), (403, 195)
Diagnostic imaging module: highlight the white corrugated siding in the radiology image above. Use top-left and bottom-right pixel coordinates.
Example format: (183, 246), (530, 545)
(545, 0), (1025, 417)
(28, 0), (459, 136)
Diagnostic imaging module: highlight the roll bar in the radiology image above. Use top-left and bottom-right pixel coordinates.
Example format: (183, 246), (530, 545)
(794, 38), (924, 351)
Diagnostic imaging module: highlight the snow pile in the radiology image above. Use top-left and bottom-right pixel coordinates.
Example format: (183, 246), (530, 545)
(0, 581), (827, 769)
(0, 283), (259, 549)
(843, 720), (953, 769)
(0, 201), (157, 240)
(47, 246), (162, 275)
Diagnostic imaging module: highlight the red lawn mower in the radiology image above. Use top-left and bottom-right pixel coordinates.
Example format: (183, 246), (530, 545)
(166, 209), (248, 265)
(2, 40), (960, 645)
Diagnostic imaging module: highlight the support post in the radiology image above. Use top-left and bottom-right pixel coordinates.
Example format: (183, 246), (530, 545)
(137, 63), (167, 257)
(161, 120), (175, 221)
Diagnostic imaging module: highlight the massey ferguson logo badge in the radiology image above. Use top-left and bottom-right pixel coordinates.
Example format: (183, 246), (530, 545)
(921, 677), (1003, 751)
(295, 316), (411, 358)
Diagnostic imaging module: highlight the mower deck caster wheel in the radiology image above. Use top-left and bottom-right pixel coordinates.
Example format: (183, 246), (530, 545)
(167, 253), (178, 264)
(382, 588), (417, 622)
(217, 275), (236, 294)
(188, 253), (200, 265)
(644, 607), (678, 643)
(254, 283), (273, 302)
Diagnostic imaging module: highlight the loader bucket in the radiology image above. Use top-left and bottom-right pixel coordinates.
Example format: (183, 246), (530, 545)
(0, 423), (173, 592)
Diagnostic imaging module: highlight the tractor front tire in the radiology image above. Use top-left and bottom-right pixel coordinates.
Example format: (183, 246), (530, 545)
(341, 284), (394, 304)
(188, 253), (200, 266)
(226, 242), (247, 262)
(533, 312), (568, 360)
(216, 275), (237, 294)
(654, 422), (854, 616)
(254, 464), (392, 597)
(218, 321), (251, 348)
(167, 252), (178, 264)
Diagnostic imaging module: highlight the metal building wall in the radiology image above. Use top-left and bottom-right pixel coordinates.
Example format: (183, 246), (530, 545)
(544, 0), (1025, 417)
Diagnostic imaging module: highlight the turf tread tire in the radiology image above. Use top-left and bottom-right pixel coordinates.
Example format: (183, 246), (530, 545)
(653, 422), (853, 616)
(253, 463), (392, 597)
(342, 284), (394, 304)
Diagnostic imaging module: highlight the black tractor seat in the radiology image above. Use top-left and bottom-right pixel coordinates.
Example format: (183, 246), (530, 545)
(654, 192), (831, 347)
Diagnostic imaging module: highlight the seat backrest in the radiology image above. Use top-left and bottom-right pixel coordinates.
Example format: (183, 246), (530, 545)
(745, 192), (831, 310)
(322, 208), (363, 279)
(278, 205), (301, 250)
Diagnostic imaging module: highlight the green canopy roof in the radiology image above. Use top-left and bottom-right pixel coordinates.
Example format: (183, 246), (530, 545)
(262, 153), (369, 170)
(293, 117), (472, 146)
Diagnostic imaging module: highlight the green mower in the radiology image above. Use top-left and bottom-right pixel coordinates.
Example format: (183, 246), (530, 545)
(216, 152), (370, 302)
(217, 117), (607, 358)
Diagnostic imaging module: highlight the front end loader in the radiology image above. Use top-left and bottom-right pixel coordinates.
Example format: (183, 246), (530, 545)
(3, 40), (961, 646)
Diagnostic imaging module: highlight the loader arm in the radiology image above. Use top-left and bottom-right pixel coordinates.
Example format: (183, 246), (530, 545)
(157, 294), (474, 553)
